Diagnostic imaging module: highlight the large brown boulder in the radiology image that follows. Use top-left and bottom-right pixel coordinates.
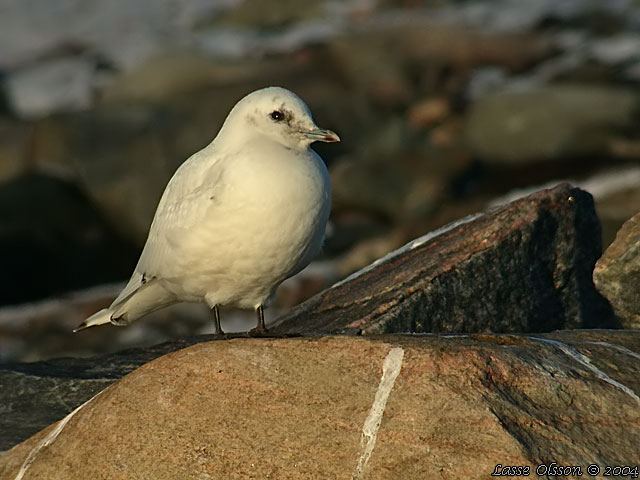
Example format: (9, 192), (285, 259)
(273, 183), (614, 335)
(0, 335), (208, 451)
(1, 332), (638, 479)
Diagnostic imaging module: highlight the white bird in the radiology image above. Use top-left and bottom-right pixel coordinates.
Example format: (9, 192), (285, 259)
(74, 86), (339, 335)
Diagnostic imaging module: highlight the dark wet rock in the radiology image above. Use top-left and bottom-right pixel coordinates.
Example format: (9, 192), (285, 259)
(465, 85), (639, 165)
(1, 331), (638, 477)
(0, 174), (137, 305)
(0, 372), (111, 453)
(594, 212), (640, 329)
(0, 119), (31, 182)
(272, 184), (615, 335)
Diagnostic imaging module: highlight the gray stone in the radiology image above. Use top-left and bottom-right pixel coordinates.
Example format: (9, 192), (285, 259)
(465, 85), (639, 165)
(273, 184), (614, 335)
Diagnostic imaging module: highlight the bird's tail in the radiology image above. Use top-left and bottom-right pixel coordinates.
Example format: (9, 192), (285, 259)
(73, 279), (176, 333)
(73, 308), (113, 332)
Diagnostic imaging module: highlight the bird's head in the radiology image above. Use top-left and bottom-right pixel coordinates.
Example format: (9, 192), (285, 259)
(220, 86), (340, 150)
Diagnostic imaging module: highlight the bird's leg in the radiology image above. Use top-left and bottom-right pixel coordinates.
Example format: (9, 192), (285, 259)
(212, 305), (224, 336)
(255, 305), (268, 334)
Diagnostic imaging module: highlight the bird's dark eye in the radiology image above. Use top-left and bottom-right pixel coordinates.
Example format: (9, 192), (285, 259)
(270, 110), (284, 121)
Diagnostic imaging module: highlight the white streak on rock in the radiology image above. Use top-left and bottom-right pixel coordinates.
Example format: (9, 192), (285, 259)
(332, 213), (483, 288)
(586, 341), (640, 361)
(13, 389), (106, 480)
(353, 347), (404, 480)
(530, 337), (640, 404)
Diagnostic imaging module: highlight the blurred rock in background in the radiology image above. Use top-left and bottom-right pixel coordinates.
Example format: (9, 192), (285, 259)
(594, 212), (640, 329)
(1, 0), (640, 361)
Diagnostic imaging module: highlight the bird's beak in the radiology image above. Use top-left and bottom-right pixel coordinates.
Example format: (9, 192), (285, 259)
(301, 128), (340, 143)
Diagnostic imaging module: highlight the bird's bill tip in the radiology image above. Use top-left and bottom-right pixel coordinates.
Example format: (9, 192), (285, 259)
(72, 322), (89, 333)
(302, 128), (340, 143)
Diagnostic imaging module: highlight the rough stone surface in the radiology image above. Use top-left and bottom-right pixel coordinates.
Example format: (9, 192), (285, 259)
(1, 331), (638, 479)
(594, 212), (640, 329)
(273, 184), (614, 335)
(0, 336), (215, 451)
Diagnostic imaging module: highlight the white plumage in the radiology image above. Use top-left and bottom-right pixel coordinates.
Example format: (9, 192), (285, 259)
(75, 86), (339, 334)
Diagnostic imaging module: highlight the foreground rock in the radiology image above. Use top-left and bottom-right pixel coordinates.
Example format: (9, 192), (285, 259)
(0, 336), (214, 451)
(273, 184), (614, 335)
(1, 332), (638, 479)
(594, 212), (640, 329)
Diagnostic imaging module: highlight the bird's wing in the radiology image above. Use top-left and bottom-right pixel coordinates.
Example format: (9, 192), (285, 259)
(143, 150), (227, 272)
(114, 149), (226, 303)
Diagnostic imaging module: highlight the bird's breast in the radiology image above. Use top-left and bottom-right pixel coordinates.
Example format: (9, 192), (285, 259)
(194, 143), (331, 291)
(225, 143), (330, 222)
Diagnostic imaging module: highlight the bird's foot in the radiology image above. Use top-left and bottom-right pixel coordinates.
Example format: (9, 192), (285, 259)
(248, 326), (272, 337)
